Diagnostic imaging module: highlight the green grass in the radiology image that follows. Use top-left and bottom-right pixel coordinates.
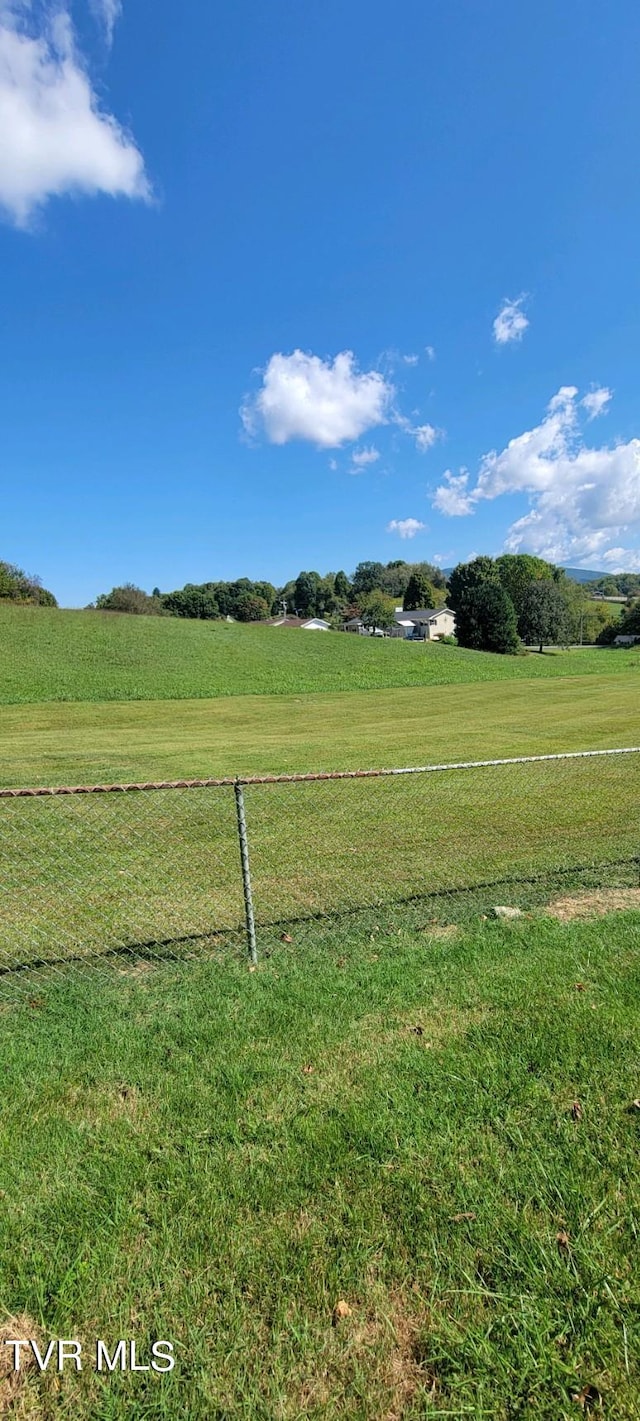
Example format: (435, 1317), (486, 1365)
(1, 604), (637, 705)
(1, 673), (639, 788)
(1, 909), (639, 1418)
(2, 751), (638, 974)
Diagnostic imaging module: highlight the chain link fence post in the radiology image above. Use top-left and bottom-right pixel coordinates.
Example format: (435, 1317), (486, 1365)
(234, 781), (257, 965)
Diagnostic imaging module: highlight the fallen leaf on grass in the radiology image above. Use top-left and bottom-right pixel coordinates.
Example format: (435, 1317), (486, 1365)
(628, 1100), (640, 1113)
(557, 1229), (570, 1251)
(449, 1212), (477, 1223)
(572, 1383), (602, 1411)
(332, 1300), (352, 1325)
(571, 1101), (583, 1121)
(302, 1064), (314, 1075)
(574, 983), (586, 992)
(280, 933), (293, 943)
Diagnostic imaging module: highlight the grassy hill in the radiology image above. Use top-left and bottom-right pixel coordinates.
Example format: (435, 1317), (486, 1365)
(1, 604), (637, 705)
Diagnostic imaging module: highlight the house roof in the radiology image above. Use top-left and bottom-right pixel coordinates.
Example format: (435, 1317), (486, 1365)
(394, 606), (453, 623)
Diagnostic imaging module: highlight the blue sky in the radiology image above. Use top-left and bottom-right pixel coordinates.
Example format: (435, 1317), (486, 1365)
(2, 0), (640, 606)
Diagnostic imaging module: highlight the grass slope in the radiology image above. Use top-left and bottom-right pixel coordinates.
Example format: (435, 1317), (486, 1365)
(1, 604), (637, 704)
(1, 910), (639, 1418)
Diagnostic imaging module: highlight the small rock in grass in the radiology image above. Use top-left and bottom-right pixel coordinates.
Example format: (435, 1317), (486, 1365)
(491, 905), (523, 921)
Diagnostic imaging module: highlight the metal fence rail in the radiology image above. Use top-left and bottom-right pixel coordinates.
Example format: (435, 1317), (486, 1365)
(0, 747), (638, 995)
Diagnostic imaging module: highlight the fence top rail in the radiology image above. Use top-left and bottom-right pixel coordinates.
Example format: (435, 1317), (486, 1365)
(0, 746), (639, 799)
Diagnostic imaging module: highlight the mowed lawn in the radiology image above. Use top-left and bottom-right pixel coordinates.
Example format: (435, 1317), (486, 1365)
(1, 673), (639, 788)
(1, 910), (639, 1419)
(1, 604), (638, 706)
(2, 668), (639, 974)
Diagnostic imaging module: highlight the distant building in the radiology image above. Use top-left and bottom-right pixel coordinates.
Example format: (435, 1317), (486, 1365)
(342, 607), (456, 640)
(393, 607), (456, 640)
(269, 616), (331, 630)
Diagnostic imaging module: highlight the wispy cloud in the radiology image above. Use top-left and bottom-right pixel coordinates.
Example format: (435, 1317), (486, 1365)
(90, 0), (123, 48)
(351, 445), (380, 468)
(493, 295), (529, 346)
(393, 413), (442, 452)
(0, 3), (149, 226)
(581, 386), (612, 420)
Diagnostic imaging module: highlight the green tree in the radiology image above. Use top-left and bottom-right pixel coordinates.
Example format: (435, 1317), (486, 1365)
(618, 574), (640, 598)
(447, 556), (500, 612)
(456, 583), (519, 654)
(359, 591), (397, 631)
(590, 575), (619, 596)
(0, 560), (57, 606)
(316, 574), (339, 617)
(94, 584), (164, 615)
(352, 561), (385, 598)
(601, 599), (640, 642)
(293, 571), (321, 617)
(162, 587), (219, 619)
(380, 561), (412, 599)
(403, 571), (436, 611)
(413, 560), (447, 592)
(334, 570), (351, 602)
(580, 601), (618, 644)
(495, 553), (556, 619)
(234, 592), (270, 622)
(518, 581), (571, 652)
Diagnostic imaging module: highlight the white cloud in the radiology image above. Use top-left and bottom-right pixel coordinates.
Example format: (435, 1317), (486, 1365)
(387, 518), (426, 540)
(493, 296), (529, 346)
(402, 353), (419, 366)
(351, 445), (380, 468)
(328, 457), (338, 471)
(241, 350), (394, 449)
(0, 4), (149, 226)
(433, 471), (473, 516)
(425, 346), (436, 362)
(90, 0), (122, 47)
(581, 386), (612, 420)
(393, 413), (442, 452)
(413, 423), (439, 452)
(433, 386), (640, 567)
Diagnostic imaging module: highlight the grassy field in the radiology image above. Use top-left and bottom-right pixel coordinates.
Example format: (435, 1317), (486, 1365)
(1, 908), (639, 1419)
(1, 673), (640, 788)
(1, 601), (639, 1418)
(2, 744), (639, 975)
(1, 604), (637, 705)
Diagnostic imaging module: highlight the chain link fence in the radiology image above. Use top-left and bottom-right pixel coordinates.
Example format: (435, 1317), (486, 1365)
(1, 747), (639, 999)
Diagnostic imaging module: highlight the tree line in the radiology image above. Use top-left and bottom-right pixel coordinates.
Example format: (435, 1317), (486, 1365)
(0, 561), (57, 606)
(89, 553), (627, 650)
(2, 551), (632, 651)
(90, 560), (448, 625)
